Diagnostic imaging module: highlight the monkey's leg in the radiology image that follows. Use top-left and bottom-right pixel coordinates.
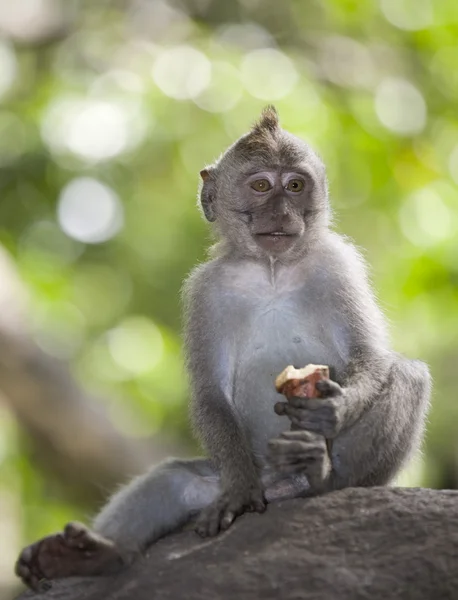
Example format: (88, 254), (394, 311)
(330, 357), (430, 489)
(16, 458), (219, 590)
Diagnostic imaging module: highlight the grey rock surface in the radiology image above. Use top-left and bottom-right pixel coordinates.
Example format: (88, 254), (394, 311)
(16, 487), (458, 600)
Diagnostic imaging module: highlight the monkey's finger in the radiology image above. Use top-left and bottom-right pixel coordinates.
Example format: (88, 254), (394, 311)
(273, 465), (301, 475)
(268, 439), (307, 453)
(195, 504), (225, 537)
(280, 405), (316, 422)
(270, 437), (327, 454)
(274, 402), (288, 416)
(288, 403), (337, 423)
(279, 430), (322, 442)
(296, 415), (334, 429)
(243, 496), (265, 513)
(290, 418), (322, 432)
(272, 450), (325, 466)
(253, 500), (266, 513)
(290, 401), (335, 418)
(269, 453), (314, 467)
(315, 380), (343, 398)
(208, 517), (221, 537)
(271, 459), (312, 474)
(220, 511), (235, 530)
(298, 397), (331, 411)
(268, 455), (302, 469)
(269, 439), (325, 457)
(287, 397), (310, 409)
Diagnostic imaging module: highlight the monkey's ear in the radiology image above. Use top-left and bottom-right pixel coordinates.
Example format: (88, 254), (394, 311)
(199, 167), (216, 222)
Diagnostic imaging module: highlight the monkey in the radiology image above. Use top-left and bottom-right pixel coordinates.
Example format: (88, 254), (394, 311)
(15, 106), (431, 590)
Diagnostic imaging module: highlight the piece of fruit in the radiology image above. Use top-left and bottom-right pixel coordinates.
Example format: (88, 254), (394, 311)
(275, 364), (330, 399)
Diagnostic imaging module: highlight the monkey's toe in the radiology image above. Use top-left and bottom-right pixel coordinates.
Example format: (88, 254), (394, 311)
(63, 521), (106, 552)
(15, 524), (125, 590)
(15, 537), (59, 591)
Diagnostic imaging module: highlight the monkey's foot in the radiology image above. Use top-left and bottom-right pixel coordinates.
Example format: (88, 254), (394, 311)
(268, 430), (331, 489)
(15, 522), (125, 591)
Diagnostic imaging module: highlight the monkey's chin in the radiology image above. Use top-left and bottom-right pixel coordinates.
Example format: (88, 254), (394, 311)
(254, 234), (298, 254)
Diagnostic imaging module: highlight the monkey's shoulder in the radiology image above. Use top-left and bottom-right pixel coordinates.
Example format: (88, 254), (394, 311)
(184, 258), (266, 298)
(314, 232), (371, 283)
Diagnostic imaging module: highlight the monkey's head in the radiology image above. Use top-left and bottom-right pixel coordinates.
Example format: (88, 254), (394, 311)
(199, 106), (329, 260)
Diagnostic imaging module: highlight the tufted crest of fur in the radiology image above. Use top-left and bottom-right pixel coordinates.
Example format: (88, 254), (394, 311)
(252, 105), (280, 134)
(231, 106), (282, 161)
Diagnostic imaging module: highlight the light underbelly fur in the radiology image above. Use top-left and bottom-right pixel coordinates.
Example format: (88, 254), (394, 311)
(231, 307), (346, 459)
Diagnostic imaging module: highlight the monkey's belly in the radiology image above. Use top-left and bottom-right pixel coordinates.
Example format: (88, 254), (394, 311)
(232, 329), (344, 460)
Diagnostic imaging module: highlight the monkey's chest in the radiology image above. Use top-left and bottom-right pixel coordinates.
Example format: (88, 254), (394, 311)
(231, 305), (347, 458)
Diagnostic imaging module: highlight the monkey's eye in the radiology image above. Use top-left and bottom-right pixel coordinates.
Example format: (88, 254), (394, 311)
(250, 179), (272, 193)
(286, 179), (304, 192)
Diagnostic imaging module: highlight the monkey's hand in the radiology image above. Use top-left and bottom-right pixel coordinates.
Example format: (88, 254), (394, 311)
(267, 430), (331, 488)
(195, 479), (266, 537)
(275, 379), (345, 439)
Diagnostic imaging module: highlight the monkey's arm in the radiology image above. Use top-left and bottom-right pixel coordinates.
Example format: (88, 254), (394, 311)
(269, 238), (431, 488)
(269, 353), (430, 490)
(192, 384), (266, 536)
(272, 243), (394, 438)
(183, 267), (265, 536)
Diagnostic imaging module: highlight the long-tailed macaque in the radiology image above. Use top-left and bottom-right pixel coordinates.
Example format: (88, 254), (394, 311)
(16, 107), (431, 590)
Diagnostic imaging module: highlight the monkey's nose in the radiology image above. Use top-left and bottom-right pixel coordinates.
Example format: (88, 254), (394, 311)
(273, 196), (289, 218)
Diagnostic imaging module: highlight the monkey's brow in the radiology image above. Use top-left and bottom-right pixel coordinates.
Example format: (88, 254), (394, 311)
(241, 165), (311, 177)
(241, 167), (314, 182)
(241, 166), (278, 176)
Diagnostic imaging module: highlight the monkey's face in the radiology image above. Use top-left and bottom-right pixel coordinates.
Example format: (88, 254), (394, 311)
(199, 108), (330, 260)
(236, 168), (314, 255)
(217, 138), (329, 259)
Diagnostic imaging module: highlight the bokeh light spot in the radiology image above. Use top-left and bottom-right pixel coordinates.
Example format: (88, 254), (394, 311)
(19, 221), (83, 265)
(0, 40), (17, 98)
(194, 61), (243, 113)
(33, 303), (86, 359)
(0, 112), (27, 165)
(57, 178), (124, 244)
(67, 101), (128, 161)
(0, 0), (65, 43)
(241, 48), (298, 100)
(375, 78), (427, 136)
(448, 144), (458, 185)
(380, 0), (434, 31)
(108, 316), (164, 376)
(216, 23), (275, 51)
(72, 265), (132, 327)
(399, 187), (453, 247)
(152, 46), (211, 100)
(319, 36), (375, 89)
(41, 97), (148, 163)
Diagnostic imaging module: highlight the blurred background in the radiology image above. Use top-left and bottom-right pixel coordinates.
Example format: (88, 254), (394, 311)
(0, 0), (457, 595)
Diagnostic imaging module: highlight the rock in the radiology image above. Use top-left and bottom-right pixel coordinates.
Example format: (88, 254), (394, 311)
(16, 487), (458, 600)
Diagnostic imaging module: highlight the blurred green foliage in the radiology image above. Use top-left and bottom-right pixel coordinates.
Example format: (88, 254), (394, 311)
(0, 0), (457, 588)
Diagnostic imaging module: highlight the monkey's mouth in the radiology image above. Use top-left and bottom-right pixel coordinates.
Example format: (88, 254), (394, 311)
(256, 231), (295, 237)
(254, 231), (298, 252)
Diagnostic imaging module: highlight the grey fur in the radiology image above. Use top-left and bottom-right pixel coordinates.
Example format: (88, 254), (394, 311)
(15, 107), (431, 586)
(92, 106), (430, 547)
